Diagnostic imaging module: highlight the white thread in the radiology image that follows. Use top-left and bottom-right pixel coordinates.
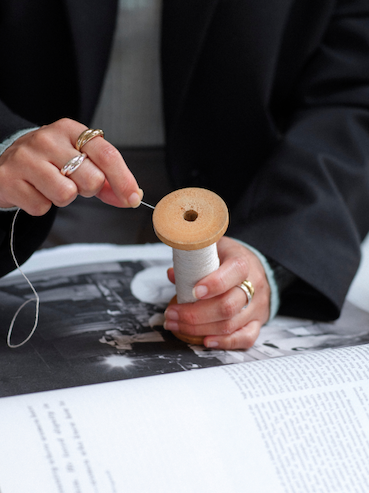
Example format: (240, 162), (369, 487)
(7, 208), (40, 348)
(140, 200), (155, 210)
(173, 243), (220, 304)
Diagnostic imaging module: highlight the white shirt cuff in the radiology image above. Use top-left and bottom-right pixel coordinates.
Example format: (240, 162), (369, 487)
(233, 239), (280, 321)
(0, 127), (39, 212)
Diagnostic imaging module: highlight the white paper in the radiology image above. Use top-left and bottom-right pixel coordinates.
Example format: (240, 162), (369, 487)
(1, 344), (369, 493)
(1, 237), (369, 492)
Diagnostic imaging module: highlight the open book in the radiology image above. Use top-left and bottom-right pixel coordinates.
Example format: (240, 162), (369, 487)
(1, 238), (369, 492)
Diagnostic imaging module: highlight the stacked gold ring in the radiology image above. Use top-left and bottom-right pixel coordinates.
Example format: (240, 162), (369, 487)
(241, 279), (254, 297)
(237, 280), (255, 308)
(75, 128), (104, 152)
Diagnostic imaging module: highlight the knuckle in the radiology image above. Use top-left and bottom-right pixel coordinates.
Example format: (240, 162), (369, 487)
(28, 200), (52, 217)
(220, 320), (235, 335)
(78, 169), (105, 197)
(95, 143), (121, 169)
(53, 181), (78, 206)
(55, 118), (84, 139)
(10, 145), (31, 165)
(242, 333), (256, 349)
(222, 331), (248, 351)
(213, 271), (228, 293)
(31, 128), (55, 151)
(92, 170), (106, 190)
(234, 256), (249, 278)
(219, 295), (239, 319)
(182, 310), (200, 326)
(0, 165), (12, 185)
(53, 117), (76, 133)
(57, 117), (74, 127)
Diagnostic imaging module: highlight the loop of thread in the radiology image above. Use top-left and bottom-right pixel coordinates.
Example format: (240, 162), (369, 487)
(173, 243), (219, 304)
(7, 208), (40, 348)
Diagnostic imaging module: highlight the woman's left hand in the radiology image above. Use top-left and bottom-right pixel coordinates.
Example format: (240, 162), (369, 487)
(164, 236), (271, 350)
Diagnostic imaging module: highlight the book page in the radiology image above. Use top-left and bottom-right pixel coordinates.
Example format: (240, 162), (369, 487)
(222, 345), (369, 492)
(0, 365), (278, 493)
(1, 344), (369, 493)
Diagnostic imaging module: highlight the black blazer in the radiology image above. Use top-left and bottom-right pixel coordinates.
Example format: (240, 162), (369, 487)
(1, 0), (369, 322)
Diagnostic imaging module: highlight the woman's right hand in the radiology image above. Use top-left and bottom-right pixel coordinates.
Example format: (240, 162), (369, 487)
(0, 118), (143, 215)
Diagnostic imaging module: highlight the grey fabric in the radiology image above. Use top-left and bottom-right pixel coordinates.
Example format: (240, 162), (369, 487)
(92, 0), (164, 147)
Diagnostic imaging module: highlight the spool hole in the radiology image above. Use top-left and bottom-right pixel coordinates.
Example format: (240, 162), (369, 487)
(184, 209), (198, 222)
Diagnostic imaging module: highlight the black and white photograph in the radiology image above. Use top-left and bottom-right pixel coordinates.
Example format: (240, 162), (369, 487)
(1, 243), (369, 398)
(0, 251), (224, 397)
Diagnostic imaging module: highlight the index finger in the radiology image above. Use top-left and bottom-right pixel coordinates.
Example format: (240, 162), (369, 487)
(77, 133), (142, 208)
(193, 256), (249, 300)
(192, 237), (251, 300)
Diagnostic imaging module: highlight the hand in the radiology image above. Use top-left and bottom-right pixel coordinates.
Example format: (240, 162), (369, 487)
(0, 118), (142, 215)
(164, 236), (271, 350)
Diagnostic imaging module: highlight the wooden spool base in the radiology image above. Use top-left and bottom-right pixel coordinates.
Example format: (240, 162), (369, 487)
(153, 188), (229, 346)
(168, 296), (205, 346)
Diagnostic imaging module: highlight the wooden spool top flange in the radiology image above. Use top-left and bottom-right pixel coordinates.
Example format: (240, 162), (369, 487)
(153, 187), (229, 250)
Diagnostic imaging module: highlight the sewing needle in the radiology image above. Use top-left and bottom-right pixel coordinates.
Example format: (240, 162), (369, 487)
(140, 201), (155, 210)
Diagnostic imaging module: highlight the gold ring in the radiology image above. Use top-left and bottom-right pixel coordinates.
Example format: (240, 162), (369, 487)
(75, 129), (104, 152)
(237, 280), (254, 308)
(242, 279), (254, 297)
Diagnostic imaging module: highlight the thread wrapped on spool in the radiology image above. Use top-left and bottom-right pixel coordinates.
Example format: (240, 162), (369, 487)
(153, 187), (229, 345)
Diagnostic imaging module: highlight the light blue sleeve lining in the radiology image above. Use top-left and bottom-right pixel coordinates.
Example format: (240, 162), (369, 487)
(233, 239), (280, 321)
(0, 127), (39, 212)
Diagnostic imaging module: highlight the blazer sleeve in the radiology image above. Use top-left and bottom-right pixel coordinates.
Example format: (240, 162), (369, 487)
(0, 100), (36, 142)
(0, 101), (56, 278)
(232, 1), (369, 320)
(0, 208), (57, 278)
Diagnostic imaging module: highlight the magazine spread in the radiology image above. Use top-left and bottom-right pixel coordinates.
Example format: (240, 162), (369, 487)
(1, 344), (369, 493)
(0, 240), (368, 492)
(0, 243), (368, 397)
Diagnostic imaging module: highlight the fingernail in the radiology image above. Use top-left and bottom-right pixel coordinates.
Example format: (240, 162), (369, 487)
(193, 285), (208, 299)
(128, 191), (142, 208)
(164, 321), (179, 332)
(164, 308), (179, 321)
(205, 340), (219, 348)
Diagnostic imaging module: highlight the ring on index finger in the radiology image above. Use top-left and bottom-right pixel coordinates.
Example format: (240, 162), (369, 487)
(237, 280), (254, 308)
(76, 128), (104, 152)
(60, 153), (87, 177)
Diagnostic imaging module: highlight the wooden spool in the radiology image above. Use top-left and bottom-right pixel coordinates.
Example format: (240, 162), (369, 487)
(153, 187), (229, 345)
